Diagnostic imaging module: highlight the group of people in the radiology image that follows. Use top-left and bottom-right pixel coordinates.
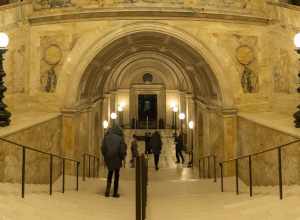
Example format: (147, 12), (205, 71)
(101, 125), (186, 198)
(130, 131), (162, 170)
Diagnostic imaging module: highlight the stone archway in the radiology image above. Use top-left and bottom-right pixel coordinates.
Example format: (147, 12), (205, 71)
(58, 22), (239, 165)
(57, 21), (237, 109)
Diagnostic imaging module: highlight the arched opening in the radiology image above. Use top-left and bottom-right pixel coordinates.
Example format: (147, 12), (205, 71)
(58, 25), (237, 166)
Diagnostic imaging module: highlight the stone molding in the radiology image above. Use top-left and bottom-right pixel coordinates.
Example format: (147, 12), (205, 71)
(29, 8), (271, 25)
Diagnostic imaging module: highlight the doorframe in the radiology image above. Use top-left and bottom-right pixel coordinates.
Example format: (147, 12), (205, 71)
(130, 84), (166, 128)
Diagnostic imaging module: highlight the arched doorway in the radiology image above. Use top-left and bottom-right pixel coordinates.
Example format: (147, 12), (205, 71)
(58, 23), (237, 167)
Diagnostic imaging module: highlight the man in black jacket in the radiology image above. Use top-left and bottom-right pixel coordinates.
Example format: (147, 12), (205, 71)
(150, 131), (162, 170)
(101, 126), (126, 198)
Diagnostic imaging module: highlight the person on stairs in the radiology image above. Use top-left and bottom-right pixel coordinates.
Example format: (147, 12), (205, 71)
(175, 133), (185, 164)
(150, 131), (162, 170)
(101, 125), (127, 198)
(130, 134), (139, 168)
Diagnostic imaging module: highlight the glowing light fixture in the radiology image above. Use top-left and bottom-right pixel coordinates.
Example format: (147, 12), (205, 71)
(188, 121), (194, 129)
(111, 112), (117, 120)
(294, 32), (300, 50)
(103, 120), (109, 129)
(172, 106), (178, 113)
(179, 112), (186, 120)
(0, 33), (9, 48)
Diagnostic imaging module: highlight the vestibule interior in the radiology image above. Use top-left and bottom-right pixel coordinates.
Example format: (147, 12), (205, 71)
(67, 31), (236, 168)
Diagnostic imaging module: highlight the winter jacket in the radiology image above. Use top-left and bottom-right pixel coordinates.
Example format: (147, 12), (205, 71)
(150, 132), (162, 155)
(101, 128), (126, 171)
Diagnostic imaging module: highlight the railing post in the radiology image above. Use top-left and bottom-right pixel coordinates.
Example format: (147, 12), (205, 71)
(97, 158), (100, 177)
(213, 155), (217, 183)
(207, 156), (210, 178)
(93, 156), (96, 178)
(198, 160), (201, 178)
(21, 147), (26, 198)
(278, 147), (283, 200)
(220, 163), (224, 192)
(235, 159), (239, 195)
(76, 162), (80, 191)
(88, 155), (91, 178)
(136, 156), (141, 220)
(203, 159), (205, 178)
(62, 159), (65, 193)
(83, 154), (86, 181)
(248, 155), (253, 197)
(49, 154), (53, 195)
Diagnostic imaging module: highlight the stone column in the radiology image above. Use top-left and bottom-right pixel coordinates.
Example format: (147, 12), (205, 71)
(61, 108), (80, 175)
(222, 108), (238, 176)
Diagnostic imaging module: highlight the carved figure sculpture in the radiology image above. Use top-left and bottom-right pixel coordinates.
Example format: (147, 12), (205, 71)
(241, 65), (257, 93)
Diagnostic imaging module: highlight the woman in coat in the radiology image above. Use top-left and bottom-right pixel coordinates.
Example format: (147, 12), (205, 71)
(150, 131), (162, 170)
(101, 126), (127, 198)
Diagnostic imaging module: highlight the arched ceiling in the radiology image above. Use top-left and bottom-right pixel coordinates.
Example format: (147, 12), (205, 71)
(79, 32), (221, 104)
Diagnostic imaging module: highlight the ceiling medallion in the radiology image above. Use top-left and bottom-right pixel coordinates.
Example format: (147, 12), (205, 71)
(43, 44), (63, 66)
(143, 73), (153, 83)
(236, 45), (254, 65)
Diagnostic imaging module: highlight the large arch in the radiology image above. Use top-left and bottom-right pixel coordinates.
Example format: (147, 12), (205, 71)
(57, 21), (237, 109)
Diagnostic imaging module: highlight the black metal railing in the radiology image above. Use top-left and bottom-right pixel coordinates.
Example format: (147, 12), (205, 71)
(82, 153), (100, 181)
(198, 155), (217, 182)
(136, 154), (148, 220)
(219, 139), (300, 200)
(0, 137), (80, 198)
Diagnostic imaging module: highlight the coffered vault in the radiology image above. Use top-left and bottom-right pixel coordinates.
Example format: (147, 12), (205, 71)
(80, 32), (219, 104)
(58, 22), (236, 109)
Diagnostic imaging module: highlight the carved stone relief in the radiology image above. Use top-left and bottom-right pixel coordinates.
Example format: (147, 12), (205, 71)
(236, 45), (258, 93)
(40, 36), (67, 93)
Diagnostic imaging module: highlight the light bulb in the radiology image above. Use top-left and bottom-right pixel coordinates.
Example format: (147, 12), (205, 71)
(111, 112), (117, 120)
(172, 106), (178, 113)
(179, 113), (186, 120)
(103, 120), (109, 129)
(0, 33), (9, 48)
(294, 32), (300, 49)
(188, 121), (194, 129)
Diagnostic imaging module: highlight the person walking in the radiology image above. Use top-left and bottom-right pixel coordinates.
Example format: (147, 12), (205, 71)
(150, 131), (162, 170)
(101, 126), (126, 198)
(145, 132), (152, 154)
(130, 134), (139, 168)
(175, 133), (185, 164)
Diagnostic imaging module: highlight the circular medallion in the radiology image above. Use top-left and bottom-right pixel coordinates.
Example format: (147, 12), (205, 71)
(236, 46), (254, 65)
(43, 44), (62, 65)
(143, 73), (153, 83)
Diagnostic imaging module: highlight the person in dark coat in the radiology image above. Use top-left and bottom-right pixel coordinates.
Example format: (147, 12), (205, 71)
(175, 133), (185, 164)
(130, 134), (139, 168)
(144, 132), (152, 154)
(150, 131), (162, 170)
(101, 126), (126, 198)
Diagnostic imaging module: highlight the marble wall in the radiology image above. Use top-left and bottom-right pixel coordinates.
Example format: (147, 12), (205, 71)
(0, 116), (63, 184)
(238, 117), (300, 185)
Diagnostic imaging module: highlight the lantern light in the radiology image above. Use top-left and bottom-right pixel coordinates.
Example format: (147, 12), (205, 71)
(179, 112), (186, 120)
(188, 121), (194, 129)
(111, 112), (117, 120)
(0, 33), (9, 48)
(294, 32), (300, 49)
(103, 120), (109, 129)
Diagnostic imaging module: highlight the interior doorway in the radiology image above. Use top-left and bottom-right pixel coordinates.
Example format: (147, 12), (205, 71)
(138, 94), (157, 129)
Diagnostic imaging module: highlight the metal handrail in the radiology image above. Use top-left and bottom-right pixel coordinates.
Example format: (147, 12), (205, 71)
(0, 137), (78, 162)
(0, 137), (80, 198)
(220, 139), (300, 164)
(218, 139), (300, 200)
(82, 152), (100, 181)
